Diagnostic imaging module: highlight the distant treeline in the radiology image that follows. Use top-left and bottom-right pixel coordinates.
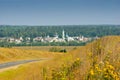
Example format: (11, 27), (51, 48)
(0, 25), (120, 38)
(0, 41), (87, 47)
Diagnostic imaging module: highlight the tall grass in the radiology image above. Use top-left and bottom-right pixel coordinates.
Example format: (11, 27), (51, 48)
(0, 36), (120, 80)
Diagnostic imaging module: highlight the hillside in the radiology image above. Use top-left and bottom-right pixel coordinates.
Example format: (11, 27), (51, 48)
(0, 36), (120, 80)
(72, 36), (120, 79)
(0, 48), (60, 63)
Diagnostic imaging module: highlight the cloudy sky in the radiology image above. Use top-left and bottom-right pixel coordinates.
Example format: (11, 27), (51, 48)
(0, 0), (120, 25)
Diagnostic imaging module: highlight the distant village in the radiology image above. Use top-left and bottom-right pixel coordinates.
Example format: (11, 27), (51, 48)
(0, 30), (99, 44)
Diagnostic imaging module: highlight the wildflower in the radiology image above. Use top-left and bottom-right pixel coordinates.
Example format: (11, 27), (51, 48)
(108, 65), (114, 70)
(76, 58), (80, 61)
(103, 68), (107, 72)
(95, 64), (99, 70)
(105, 61), (109, 65)
(90, 69), (94, 75)
(104, 75), (109, 78)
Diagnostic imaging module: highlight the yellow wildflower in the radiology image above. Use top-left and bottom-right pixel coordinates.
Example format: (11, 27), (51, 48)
(108, 65), (114, 70)
(76, 58), (80, 61)
(90, 69), (94, 75)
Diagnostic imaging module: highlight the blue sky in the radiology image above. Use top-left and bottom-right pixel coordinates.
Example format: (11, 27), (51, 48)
(0, 0), (120, 25)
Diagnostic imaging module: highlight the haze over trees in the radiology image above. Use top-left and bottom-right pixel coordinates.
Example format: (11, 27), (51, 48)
(0, 25), (120, 38)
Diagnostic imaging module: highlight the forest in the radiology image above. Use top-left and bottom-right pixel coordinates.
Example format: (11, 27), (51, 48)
(0, 25), (120, 38)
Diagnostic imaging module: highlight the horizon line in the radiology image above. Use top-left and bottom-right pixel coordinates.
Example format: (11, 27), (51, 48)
(0, 24), (120, 26)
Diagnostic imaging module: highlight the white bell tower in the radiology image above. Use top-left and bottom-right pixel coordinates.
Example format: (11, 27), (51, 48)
(62, 30), (65, 40)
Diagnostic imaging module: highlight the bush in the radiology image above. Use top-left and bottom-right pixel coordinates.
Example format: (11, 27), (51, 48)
(49, 47), (67, 53)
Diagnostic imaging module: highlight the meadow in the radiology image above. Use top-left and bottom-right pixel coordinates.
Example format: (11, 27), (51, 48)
(0, 36), (120, 80)
(13, 46), (78, 52)
(0, 47), (62, 63)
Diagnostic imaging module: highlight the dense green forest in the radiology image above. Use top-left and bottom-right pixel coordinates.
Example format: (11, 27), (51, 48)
(0, 25), (120, 38)
(0, 41), (87, 47)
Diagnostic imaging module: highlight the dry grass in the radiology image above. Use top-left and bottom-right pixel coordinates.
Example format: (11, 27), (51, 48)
(0, 36), (120, 80)
(13, 46), (78, 52)
(0, 48), (61, 63)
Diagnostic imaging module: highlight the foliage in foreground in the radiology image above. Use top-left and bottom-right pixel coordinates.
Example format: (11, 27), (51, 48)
(42, 58), (81, 80)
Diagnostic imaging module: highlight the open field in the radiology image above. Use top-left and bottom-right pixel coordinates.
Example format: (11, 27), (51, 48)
(13, 46), (79, 52)
(0, 47), (61, 63)
(0, 36), (120, 80)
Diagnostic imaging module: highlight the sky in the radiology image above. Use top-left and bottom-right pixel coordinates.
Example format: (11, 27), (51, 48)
(0, 0), (120, 25)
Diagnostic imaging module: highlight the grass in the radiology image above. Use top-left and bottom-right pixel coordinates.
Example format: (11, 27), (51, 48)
(0, 36), (120, 80)
(0, 47), (61, 63)
(13, 46), (78, 52)
(0, 61), (46, 80)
